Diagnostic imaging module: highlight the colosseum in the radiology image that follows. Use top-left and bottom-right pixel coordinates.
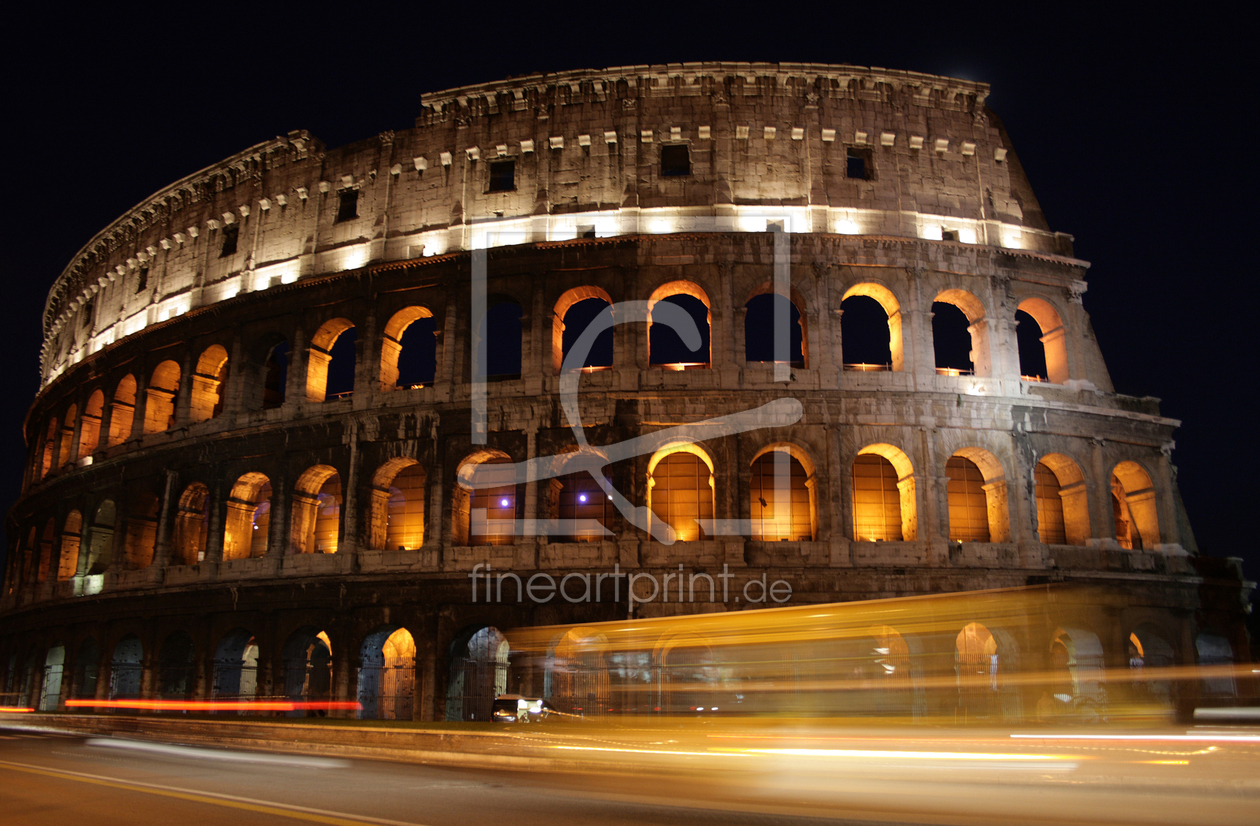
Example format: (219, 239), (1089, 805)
(2, 62), (1249, 721)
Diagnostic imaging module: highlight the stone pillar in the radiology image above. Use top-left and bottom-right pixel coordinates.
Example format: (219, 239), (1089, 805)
(152, 470), (179, 570)
(204, 474), (227, 564)
(266, 474), (289, 558)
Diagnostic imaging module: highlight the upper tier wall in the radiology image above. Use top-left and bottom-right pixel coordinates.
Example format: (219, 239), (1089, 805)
(40, 62), (1070, 389)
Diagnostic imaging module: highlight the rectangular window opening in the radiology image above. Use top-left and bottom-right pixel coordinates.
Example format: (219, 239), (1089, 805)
(488, 159), (516, 192)
(136, 267), (149, 293)
(660, 144), (691, 177)
(846, 148), (872, 180)
(219, 225), (239, 258)
(335, 189), (359, 223)
(942, 229), (959, 242)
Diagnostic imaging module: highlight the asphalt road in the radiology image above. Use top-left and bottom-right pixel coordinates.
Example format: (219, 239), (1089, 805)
(0, 725), (1256, 825)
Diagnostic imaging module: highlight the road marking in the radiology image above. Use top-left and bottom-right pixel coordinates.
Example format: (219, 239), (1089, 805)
(0, 759), (430, 826)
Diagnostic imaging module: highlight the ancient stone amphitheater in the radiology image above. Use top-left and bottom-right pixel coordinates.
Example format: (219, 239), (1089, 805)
(2, 63), (1247, 721)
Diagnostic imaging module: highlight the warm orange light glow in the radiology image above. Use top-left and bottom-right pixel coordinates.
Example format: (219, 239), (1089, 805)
(64, 699), (361, 712)
(0, 707), (34, 713)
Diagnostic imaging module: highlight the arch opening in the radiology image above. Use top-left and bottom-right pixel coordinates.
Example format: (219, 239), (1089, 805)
(455, 453), (517, 546)
(263, 340), (289, 408)
(189, 345), (230, 422)
(445, 626), (509, 722)
(1035, 454), (1090, 545)
(108, 635), (143, 701)
(172, 483), (208, 565)
(744, 293), (805, 367)
(224, 473), (271, 559)
(107, 375), (136, 446)
(158, 631), (195, 700)
(291, 466), (341, 554)
(556, 296), (614, 373)
(841, 287), (902, 372)
(212, 628), (259, 707)
(73, 638), (100, 700)
(306, 319), (356, 402)
(750, 449), (815, 541)
(370, 460), (426, 550)
(79, 389), (104, 456)
(1017, 298), (1068, 384)
(39, 645), (66, 711)
(282, 627), (333, 713)
(358, 626), (416, 720)
(648, 446), (714, 542)
(124, 489), (161, 569)
(381, 307), (437, 390)
(59, 510), (82, 580)
(86, 500), (116, 574)
(1112, 461), (1160, 549)
(946, 449), (1009, 543)
(144, 360), (180, 434)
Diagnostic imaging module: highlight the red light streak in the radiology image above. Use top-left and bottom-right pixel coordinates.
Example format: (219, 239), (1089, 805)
(63, 700), (361, 712)
(0, 707), (34, 714)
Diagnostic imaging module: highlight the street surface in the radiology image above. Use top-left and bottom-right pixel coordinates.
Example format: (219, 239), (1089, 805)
(0, 723), (1256, 825)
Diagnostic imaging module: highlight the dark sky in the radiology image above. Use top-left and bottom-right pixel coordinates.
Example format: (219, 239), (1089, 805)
(3, 7), (1253, 587)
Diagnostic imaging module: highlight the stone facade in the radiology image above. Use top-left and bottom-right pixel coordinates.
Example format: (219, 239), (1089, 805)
(3, 63), (1248, 720)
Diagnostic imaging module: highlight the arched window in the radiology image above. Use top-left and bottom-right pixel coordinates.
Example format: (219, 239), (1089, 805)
(107, 375), (136, 446)
(79, 390), (104, 456)
(455, 453), (517, 546)
(932, 290), (989, 377)
(553, 290), (614, 373)
(750, 448), (815, 541)
(648, 281), (711, 369)
(171, 483), (208, 565)
(1016, 298), (1068, 384)
(40, 417), (58, 479)
(852, 454), (903, 541)
(946, 449), (1010, 543)
(841, 284), (903, 372)
(224, 473), (271, 560)
(1034, 461), (1066, 544)
(123, 490), (161, 569)
(381, 307), (438, 390)
(85, 500), (116, 574)
(648, 446), (714, 542)
(474, 301), (523, 381)
(744, 292), (805, 367)
(1112, 461), (1160, 549)
(306, 319), (356, 401)
(551, 470), (614, 542)
(189, 345), (229, 422)
(358, 626), (416, 720)
(59, 511), (82, 580)
(144, 360), (181, 434)
(291, 466), (341, 554)
(58, 404), (77, 467)
(263, 340), (289, 408)
(370, 460), (426, 550)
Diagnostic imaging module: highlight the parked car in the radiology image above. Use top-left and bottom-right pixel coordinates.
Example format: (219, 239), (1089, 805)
(492, 694), (579, 723)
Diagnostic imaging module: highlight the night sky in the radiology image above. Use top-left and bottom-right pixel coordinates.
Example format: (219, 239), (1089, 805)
(3, 7), (1253, 590)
